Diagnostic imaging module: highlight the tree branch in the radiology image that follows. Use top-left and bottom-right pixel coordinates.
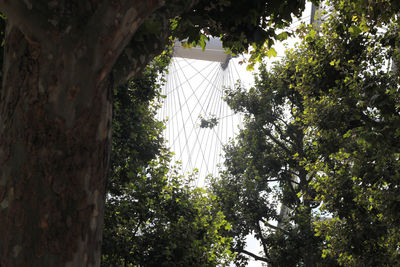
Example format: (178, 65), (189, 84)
(239, 249), (270, 264)
(283, 166), (301, 203)
(256, 220), (271, 260)
(269, 119), (296, 147)
(82, 0), (165, 85)
(112, 11), (172, 85)
(0, 0), (50, 41)
(112, 0), (202, 85)
(261, 218), (291, 235)
(264, 129), (293, 157)
(259, 110), (290, 130)
(286, 169), (300, 182)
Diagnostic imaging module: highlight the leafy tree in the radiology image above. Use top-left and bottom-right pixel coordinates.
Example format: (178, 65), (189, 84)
(209, 62), (338, 266)
(0, 1), (311, 265)
(211, 1), (400, 266)
(101, 50), (233, 266)
(108, 48), (171, 197)
(288, 1), (400, 265)
(102, 154), (233, 267)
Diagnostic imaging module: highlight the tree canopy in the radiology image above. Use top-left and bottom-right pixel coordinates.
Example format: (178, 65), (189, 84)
(295, 1), (400, 265)
(210, 54), (335, 267)
(210, 0), (400, 266)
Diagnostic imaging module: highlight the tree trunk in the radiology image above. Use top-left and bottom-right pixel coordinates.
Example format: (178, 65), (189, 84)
(303, 204), (315, 267)
(0, 24), (112, 266)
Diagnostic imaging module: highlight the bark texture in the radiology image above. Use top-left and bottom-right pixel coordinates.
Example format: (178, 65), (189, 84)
(0, 0), (164, 265)
(0, 24), (112, 267)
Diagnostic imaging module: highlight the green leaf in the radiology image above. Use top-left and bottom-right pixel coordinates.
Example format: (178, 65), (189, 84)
(276, 31), (289, 41)
(348, 25), (361, 36)
(266, 47), (277, 58)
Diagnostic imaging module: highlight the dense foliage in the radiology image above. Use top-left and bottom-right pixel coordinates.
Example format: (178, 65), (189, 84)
(170, 0), (307, 68)
(210, 54), (336, 267)
(296, 1), (400, 265)
(211, 0), (400, 266)
(107, 49), (171, 196)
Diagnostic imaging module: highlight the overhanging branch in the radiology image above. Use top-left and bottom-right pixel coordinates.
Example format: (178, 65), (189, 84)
(112, 0), (202, 85)
(261, 218), (291, 235)
(112, 12), (172, 85)
(83, 0), (165, 85)
(0, 0), (50, 41)
(256, 221), (272, 260)
(239, 249), (270, 264)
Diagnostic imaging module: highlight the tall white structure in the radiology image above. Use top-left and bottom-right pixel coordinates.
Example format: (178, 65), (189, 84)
(157, 38), (245, 185)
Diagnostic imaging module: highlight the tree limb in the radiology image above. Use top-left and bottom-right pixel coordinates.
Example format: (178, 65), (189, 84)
(82, 0), (165, 85)
(256, 220), (272, 260)
(238, 249), (270, 264)
(283, 166), (301, 203)
(286, 169), (300, 181)
(261, 218), (291, 235)
(112, 0), (202, 85)
(112, 11), (172, 85)
(0, 0), (49, 41)
(264, 129), (292, 155)
(269, 119), (296, 147)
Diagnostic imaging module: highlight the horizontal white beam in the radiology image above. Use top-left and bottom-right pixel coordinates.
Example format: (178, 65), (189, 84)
(173, 38), (231, 63)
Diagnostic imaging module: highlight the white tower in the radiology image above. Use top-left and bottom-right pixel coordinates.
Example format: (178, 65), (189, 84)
(158, 38), (245, 185)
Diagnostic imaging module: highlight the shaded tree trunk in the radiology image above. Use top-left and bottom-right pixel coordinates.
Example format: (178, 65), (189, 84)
(0, 0), (168, 265)
(0, 25), (112, 266)
(302, 202), (315, 267)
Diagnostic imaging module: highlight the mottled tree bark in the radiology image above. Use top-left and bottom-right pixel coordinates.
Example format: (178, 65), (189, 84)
(0, 23), (112, 267)
(0, 0), (164, 265)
